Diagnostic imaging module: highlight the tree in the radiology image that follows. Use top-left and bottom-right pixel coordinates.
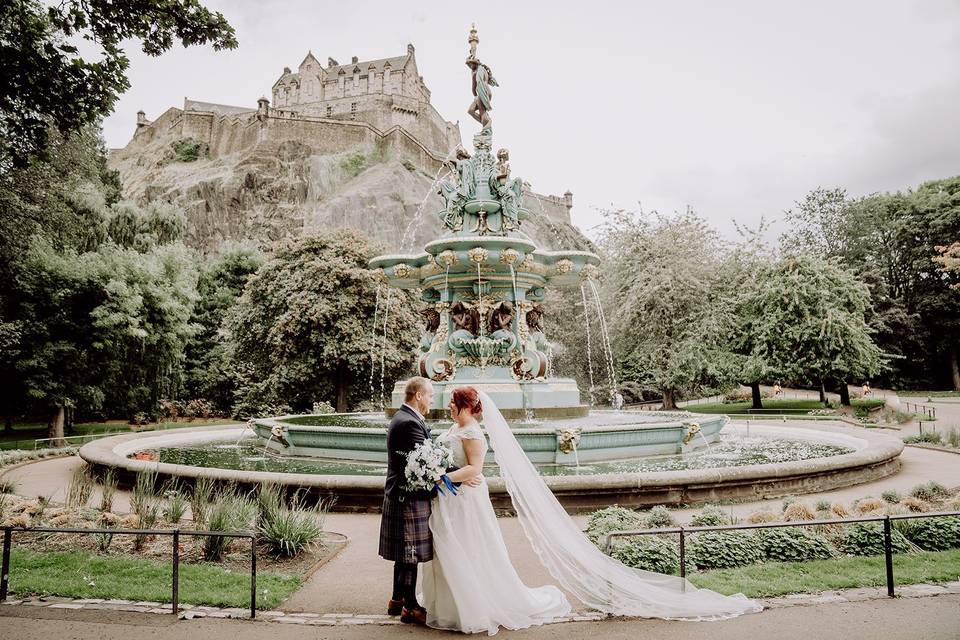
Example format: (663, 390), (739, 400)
(225, 231), (419, 416)
(184, 243), (264, 412)
(598, 209), (740, 409)
(0, 0), (236, 168)
(737, 254), (887, 405)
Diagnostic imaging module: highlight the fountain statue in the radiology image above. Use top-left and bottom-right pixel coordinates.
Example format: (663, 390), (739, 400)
(370, 26), (601, 417)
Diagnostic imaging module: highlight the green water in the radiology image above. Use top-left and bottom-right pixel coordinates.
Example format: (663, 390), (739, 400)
(139, 435), (853, 477)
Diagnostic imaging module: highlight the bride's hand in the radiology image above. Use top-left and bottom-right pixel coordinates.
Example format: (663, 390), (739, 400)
(463, 474), (482, 487)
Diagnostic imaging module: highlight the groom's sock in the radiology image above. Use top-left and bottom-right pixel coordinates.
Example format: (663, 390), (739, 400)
(399, 563), (421, 609)
(392, 562), (405, 601)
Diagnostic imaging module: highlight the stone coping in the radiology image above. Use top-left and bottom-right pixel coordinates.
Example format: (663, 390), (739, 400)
(4, 581), (959, 624)
(78, 422), (903, 507)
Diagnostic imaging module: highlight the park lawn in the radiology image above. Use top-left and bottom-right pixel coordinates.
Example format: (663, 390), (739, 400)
(686, 398), (884, 415)
(0, 419), (240, 450)
(5, 547), (302, 609)
(898, 391), (960, 398)
(689, 549), (960, 598)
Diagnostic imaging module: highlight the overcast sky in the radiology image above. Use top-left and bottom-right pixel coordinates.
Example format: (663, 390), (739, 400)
(102, 0), (960, 240)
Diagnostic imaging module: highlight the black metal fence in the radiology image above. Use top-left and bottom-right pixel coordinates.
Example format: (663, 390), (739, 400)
(902, 401), (936, 420)
(603, 510), (960, 597)
(0, 526), (257, 618)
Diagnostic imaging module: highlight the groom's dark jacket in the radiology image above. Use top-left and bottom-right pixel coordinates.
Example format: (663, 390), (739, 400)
(384, 404), (435, 501)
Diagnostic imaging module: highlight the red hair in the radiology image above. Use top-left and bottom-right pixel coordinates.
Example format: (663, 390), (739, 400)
(451, 387), (482, 415)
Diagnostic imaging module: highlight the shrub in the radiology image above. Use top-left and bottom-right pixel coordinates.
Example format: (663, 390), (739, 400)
(131, 470), (160, 551)
(815, 499), (832, 511)
(171, 138), (206, 162)
(65, 466), (95, 509)
(0, 479), (17, 494)
(163, 487), (189, 524)
(689, 504), (728, 527)
(611, 536), (680, 574)
(837, 522), (911, 556)
(783, 502), (817, 522)
(129, 412), (151, 426)
(781, 496), (798, 512)
(900, 497), (931, 513)
(401, 159), (417, 172)
(688, 531), (763, 569)
(903, 432), (942, 444)
(190, 477), (216, 525)
(904, 517), (960, 551)
(184, 398), (217, 419)
(98, 469), (118, 512)
(881, 490), (902, 504)
(203, 487), (257, 561)
(645, 505), (675, 529)
(754, 527), (835, 562)
(831, 502), (850, 518)
(946, 428), (960, 448)
(910, 481), (949, 501)
(746, 510), (779, 524)
(854, 498), (887, 515)
(258, 494), (329, 559)
(586, 506), (645, 545)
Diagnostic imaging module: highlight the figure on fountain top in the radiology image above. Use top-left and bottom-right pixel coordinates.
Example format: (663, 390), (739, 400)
(435, 26), (529, 238)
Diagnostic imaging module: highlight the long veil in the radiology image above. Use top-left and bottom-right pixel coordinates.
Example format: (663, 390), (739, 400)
(478, 391), (762, 621)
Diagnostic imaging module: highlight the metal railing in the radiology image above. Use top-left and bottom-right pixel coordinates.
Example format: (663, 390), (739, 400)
(901, 401), (936, 420)
(603, 510), (960, 597)
(0, 526), (257, 618)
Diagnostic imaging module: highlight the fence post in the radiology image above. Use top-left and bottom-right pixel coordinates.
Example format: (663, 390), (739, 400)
(171, 529), (179, 616)
(679, 526), (686, 592)
(1, 528), (11, 601)
(883, 516), (895, 597)
(250, 535), (257, 619)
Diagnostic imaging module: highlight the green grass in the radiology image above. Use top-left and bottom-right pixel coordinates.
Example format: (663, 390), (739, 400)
(898, 391), (960, 398)
(0, 419), (239, 451)
(686, 398), (884, 416)
(6, 547), (301, 609)
(689, 549), (960, 598)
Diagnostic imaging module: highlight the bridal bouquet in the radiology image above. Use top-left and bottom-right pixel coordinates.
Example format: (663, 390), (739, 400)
(404, 439), (457, 495)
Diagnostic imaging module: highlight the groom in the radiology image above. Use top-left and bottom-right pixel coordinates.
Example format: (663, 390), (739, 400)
(378, 377), (476, 625)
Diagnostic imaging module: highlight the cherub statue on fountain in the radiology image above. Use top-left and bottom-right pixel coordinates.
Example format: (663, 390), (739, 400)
(438, 145), (474, 231)
(492, 148), (524, 232)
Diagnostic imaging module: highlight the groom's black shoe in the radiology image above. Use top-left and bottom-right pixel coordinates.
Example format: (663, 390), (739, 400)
(387, 598), (405, 616)
(400, 606), (427, 625)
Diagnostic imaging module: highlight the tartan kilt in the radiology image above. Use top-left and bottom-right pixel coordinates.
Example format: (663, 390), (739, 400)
(378, 495), (433, 563)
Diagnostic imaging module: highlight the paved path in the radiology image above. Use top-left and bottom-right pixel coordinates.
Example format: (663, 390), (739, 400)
(2, 593), (959, 640)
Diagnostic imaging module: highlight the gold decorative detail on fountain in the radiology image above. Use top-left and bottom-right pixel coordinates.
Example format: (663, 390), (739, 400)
(682, 422), (702, 446)
(519, 254), (535, 271)
(468, 247), (490, 263)
(393, 263), (413, 278)
(436, 250), (458, 267)
(580, 264), (600, 281)
(557, 428), (582, 454)
(555, 259), (574, 275)
(499, 248), (520, 264)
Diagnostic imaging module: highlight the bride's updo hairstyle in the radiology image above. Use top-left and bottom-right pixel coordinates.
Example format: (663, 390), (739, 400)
(451, 387), (483, 416)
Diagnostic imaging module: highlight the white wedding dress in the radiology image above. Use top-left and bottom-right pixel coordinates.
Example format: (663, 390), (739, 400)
(421, 422), (572, 635)
(422, 393), (761, 633)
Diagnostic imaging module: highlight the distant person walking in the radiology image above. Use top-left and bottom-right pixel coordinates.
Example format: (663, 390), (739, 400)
(772, 382), (783, 397)
(862, 382), (871, 397)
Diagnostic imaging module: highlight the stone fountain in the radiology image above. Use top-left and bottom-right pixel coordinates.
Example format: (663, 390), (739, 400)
(369, 30), (598, 419)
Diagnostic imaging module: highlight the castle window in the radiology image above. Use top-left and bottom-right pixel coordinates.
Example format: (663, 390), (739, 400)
(350, 102), (357, 119)
(326, 105), (333, 117)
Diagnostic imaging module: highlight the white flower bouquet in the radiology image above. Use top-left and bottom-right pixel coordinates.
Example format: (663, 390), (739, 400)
(404, 439), (455, 494)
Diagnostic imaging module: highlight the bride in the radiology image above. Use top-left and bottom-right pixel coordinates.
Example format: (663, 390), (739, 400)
(421, 386), (761, 635)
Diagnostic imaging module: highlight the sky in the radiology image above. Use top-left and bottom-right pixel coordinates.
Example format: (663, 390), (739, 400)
(101, 0), (960, 240)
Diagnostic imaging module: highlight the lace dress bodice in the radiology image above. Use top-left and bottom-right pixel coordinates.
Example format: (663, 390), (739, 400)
(440, 423), (487, 468)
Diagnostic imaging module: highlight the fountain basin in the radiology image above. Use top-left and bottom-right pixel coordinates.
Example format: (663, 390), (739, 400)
(78, 421), (904, 513)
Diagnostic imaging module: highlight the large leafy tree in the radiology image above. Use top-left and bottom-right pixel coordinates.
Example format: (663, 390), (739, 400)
(225, 231), (419, 415)
(0, 0), (236, 169)
(738, 253), (887, 404)
(184, 243), (264, 412)
(783, 178), (960, 390)
(598, 209), (740, 409)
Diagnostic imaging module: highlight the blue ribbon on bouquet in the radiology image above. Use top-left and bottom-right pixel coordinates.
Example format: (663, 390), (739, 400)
(436, 474), (458, 496)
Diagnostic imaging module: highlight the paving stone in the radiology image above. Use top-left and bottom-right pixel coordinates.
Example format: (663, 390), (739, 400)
(322, 613), (354, 618)
(205, 611), (231, 618)
(274, 617), (308, 624)
(811, 595), (847, 604)
(340, 619), (372, 625)
(304, 619), (338, 626)
(24, 600), (52, 607)
(49, 603), (84, 610)
(134, 601), (162, 607)
(262, 610), (287, 616)
(104, 599), (133, 605)
(295, 612), (320, 617)
(356, 614), (391, 619)
(74, 599), (105, 604)
(1, 600), (24, 606)
(116, 606), (150, 613)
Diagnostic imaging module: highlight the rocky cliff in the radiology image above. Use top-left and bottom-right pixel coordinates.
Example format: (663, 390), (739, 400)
(109, 125), (592, 255)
